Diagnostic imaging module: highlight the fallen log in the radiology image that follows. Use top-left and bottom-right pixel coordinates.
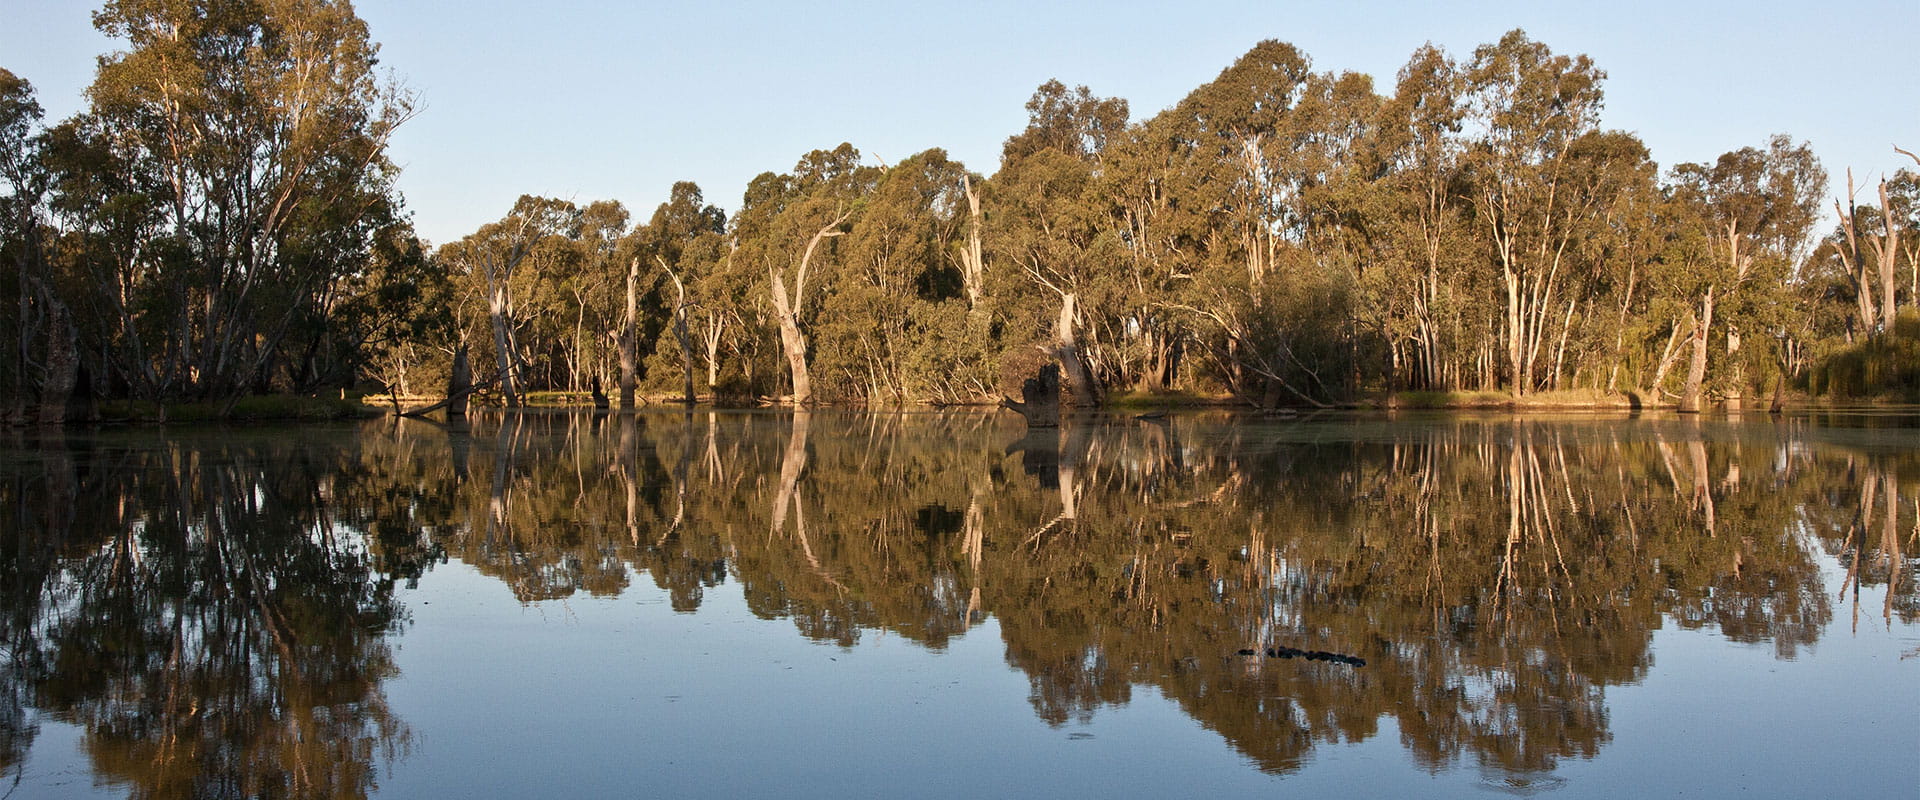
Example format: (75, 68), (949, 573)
(398, 372), (502, 419)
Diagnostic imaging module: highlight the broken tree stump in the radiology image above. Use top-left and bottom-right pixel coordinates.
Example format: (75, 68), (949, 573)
(446, 346), (472, 418)
(1001, 363), (1062, 428)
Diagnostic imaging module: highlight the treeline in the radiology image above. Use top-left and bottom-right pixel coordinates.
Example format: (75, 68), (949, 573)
(2, 3), (1917, 418)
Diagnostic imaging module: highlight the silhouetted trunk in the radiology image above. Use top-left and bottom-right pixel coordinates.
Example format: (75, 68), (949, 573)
(960, 174), (986, 312)
(703, 315), (723, 394)
(768, 212), (848, 405)
(1724, 324), (1744, 411)
(1872, 179), (1901, 328)
(774, 311), (811, 404)
(447, 345), (471, 418)
(662, 259), (695, 405)
(37, 300), (78, 425)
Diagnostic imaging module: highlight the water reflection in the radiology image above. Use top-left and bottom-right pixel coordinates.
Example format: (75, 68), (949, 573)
(0, 428), (409, 798)
(0, 412), (1914, 794)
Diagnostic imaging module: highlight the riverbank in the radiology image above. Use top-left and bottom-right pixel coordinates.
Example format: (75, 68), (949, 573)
(347, 387), (1920, 417)
(1117, 387), (1663, 411)
(95, 395), (383, 423)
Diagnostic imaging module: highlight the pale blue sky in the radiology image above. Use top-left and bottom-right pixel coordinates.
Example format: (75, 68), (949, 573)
(4, 0), (1915, 245)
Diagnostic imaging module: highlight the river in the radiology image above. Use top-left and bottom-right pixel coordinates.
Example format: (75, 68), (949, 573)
(1, 409), (1914, 798)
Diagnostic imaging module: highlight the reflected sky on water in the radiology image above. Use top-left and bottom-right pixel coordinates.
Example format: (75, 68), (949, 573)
(1, 410), (1915, 798)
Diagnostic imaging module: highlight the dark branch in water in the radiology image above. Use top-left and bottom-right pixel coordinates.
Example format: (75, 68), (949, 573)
(1236, 646), (1368, 667)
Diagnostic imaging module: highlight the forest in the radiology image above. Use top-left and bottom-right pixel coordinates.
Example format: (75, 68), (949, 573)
(2, 1), (1917, 420)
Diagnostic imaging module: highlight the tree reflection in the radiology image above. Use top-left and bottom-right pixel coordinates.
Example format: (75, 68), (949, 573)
(341, 410), (1904, 775)
(0, 431), (409, 799)
(364, 410), (1903, 777)
(4, 411), (1914, 791)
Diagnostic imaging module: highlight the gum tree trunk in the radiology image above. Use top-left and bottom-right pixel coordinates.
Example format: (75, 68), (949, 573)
(619, 257), (639, 409)
(1679, 286), (1715, 413)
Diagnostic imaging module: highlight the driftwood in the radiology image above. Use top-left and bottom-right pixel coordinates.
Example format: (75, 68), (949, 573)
(1000, 363), (1061, 428)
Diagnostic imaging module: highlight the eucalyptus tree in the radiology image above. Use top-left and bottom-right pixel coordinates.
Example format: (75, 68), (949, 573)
(1099, 112), (1204, 393)
(567, 199), (628, 397)
(1461, 30), (1605, 395)
(34, 109), (174, 403)
(440, 195), (580, 406)
(1885, 168), (1919, 314)
(1131, 42), (1378, 404)
(1572, 132), (1664, 392)
(991, 81), (1130, 403)
(79, 0), (414, 401)
(1828, 166), (1913, 335)
(734, 144), (878, 404)
(1667, 137), (1824, 411)
(1162, 41), (1317, 286)
(822, 148), (978, 402)
(344, 224), (448, 399)
(632, 182), (724, 405)
(1548, 129), (1662, 392)
(1369, 46), (1475, 390)
(0, 69), (52, 419)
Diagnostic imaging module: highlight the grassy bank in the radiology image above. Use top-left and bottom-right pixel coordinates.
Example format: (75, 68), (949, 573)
(1373, 388), (1656, 410)
(1106, 390), (1236, 410)
(1805, 313), (1920, 404)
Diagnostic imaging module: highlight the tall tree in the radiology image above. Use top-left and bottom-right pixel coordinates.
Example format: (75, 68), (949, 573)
(634, 182), (724, 405)
(81, 0), (414, 400)
(824, 148), (976, 402)
(1668, 137), (1824, 411)
(992, 80), (1130, 404)
(1462, 30), (1605, 395)
(0, 69), (52, 419)
(1371, 45), (1472, 391)
(442, 196), (579, 406)
(735, 144), (877, 404)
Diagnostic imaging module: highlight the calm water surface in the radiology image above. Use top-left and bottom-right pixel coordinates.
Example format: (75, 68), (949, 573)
(1, 410), (1915, 798)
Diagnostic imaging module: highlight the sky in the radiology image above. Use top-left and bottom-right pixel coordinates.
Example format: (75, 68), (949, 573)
(3, 0), (1916, 246)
